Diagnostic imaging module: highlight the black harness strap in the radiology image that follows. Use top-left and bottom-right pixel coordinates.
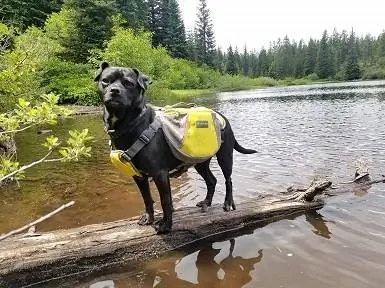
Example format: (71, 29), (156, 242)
(121, 119), (162, 162)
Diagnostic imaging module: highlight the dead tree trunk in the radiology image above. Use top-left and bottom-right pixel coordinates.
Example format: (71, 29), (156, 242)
(0, 168), (384, 287)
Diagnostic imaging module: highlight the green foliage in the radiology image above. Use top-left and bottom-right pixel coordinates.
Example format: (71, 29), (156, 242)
(58, 129), (93, 161)
(0, 96), (93, 185)
(0, 26), (62, 109)
(0, 94), (73, 135)
(0, 0), (63, 29)
(37, 60), (98, 105)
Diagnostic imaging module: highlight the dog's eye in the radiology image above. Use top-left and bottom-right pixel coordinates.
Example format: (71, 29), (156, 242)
(122, 79), (135, 89)
(101, 79), (110, 87)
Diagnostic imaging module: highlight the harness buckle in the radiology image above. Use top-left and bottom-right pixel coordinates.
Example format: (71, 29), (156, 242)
(139, 134), (150, 144)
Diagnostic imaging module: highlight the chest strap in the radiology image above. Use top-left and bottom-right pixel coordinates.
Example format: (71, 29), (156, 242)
(121, 119), (162, 162)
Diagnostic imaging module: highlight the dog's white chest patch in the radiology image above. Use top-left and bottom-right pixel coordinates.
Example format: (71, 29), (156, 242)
(111, 114), (119, 126)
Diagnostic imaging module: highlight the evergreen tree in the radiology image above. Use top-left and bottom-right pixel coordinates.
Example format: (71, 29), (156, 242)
(377, 32), (385, 59)
(294, 40), (305, 77)
(0, 0), (63, 28)
(162, 0), (187, 58)
(234, 47), (242, 73)
(147, 0), (162, 46)
(186, 29), (197, 61)
(258, 48), (269, 76)
(304, 38), (317, 75)
(60, 0), (117, 63)
(115, 0), (149, 29)
(195, 0), (216, 67)
(214, 48), (224, 72)
(316, 30), (333, 78)
(241, 45), (250, 76)
(250, 51), (259, 77)
(344, 30), (361, 80)
(225, 45), (237, 74)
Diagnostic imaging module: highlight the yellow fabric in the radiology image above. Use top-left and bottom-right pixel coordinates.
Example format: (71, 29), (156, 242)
(110, 150), (141, 177)
(164, 107), (223, 159)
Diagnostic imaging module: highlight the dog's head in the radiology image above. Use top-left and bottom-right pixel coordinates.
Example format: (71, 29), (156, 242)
(94, 62), (151, 113)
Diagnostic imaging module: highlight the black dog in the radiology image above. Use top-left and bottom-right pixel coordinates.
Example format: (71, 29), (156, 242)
(95, 62), (257, 234)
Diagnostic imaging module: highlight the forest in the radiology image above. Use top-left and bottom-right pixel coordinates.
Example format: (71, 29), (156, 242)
(1, 0), (385, 108)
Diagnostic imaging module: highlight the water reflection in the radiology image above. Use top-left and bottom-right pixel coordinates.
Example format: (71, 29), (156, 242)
(305, 211), (332, 239)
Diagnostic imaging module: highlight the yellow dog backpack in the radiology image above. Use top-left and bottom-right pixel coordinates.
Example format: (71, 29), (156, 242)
(156, 105), (226, 164)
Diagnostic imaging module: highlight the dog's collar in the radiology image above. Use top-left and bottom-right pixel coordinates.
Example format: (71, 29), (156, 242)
(105, 105), (148, 138)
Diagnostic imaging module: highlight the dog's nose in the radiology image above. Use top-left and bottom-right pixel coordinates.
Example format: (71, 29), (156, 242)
(110, 88), (120, 95)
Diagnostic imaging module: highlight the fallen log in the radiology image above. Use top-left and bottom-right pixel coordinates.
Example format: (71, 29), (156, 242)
(0, 169), (384, 287)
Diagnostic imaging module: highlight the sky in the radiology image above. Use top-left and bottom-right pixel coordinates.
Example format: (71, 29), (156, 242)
(177, 0), (385, 51)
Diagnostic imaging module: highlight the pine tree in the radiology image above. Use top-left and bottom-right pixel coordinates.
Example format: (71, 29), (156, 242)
(115, 0), (149, 29)
(162, 0), (187, 58)
(147, 0), (162, 46)
(225, 45), (237, 74)
(250, 51), (259, 77)
(316, 30), (333, 78)
(0, 0), (63, 28)
(344, 30), (361, 80)
(258, 48), (269, 76)
(60, 0), (117, 63)
(241, 45), (250, 76)
(304, 38), (317, 75)
(186, 29), (197, 61)
(234, 47), (241, 73)
(195, 0), (216, 67)
(214, 48), (224, 72)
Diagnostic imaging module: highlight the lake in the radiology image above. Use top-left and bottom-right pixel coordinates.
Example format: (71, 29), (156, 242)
(1, 80), (385, 287)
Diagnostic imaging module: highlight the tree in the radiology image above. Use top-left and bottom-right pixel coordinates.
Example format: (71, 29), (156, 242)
(56, 0), (118, 63)
(115, 0), (149, 29)
(214, 47), (224, 72)
(0, 0), (63, 28)
(185, 29), (197, 61)
(161, 0), (187, 58)
(225, 45), (237, 75)
(234, 47), (242, 73)
(316, 30), (333, 78)
(241, 45), (250, 76)
(344, 30), (361, 80)
(195, 0), (216, 67)
(258, 48), (269, 76)
(304, 38), (317, 76)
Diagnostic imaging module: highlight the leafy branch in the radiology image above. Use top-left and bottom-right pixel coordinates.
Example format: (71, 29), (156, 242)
(0, 94), (93, 186)
(0, 129), (93, 184)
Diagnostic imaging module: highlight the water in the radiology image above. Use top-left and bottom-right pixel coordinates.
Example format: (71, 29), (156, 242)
(1, 80), (385, 287)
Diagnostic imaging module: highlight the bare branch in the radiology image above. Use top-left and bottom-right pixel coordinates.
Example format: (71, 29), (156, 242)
(0, 201), (75, 241)
(0, 148), (55, 183)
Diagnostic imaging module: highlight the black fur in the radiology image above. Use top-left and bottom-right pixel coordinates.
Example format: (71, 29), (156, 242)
(95, 63), (257, 234)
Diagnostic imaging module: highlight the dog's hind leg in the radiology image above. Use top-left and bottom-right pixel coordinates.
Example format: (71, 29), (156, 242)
(134, 176), (155, 225)
(216, 148), (236, 212)
(195, 159), (217, 211)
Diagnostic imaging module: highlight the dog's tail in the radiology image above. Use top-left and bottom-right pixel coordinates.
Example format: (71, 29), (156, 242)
(234, 140), (257, 154)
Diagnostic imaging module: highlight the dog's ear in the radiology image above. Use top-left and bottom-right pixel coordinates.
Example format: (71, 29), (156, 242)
(133, 68), (151, 90)
(94, 62), (110, 82)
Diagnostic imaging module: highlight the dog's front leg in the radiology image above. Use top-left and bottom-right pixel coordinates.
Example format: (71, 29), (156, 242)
(152, 171), (173, 234)
(134, 176), (155, 225)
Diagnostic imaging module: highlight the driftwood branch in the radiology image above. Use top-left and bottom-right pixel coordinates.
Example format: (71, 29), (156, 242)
(0, 164), (384, 287)
(0, 201), (75, 241)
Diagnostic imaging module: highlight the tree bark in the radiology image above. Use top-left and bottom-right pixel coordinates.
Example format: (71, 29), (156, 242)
(0, 173), (384, 287)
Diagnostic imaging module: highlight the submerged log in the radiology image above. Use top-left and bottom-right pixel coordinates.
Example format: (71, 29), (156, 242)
(0, 171), (384, 287)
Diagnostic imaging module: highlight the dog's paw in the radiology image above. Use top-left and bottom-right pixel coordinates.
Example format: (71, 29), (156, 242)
(155, 219), (172, 234)
(138, 212), (154, 225)
(196, 199), (212, 208)
(223, 200), (236, 212)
